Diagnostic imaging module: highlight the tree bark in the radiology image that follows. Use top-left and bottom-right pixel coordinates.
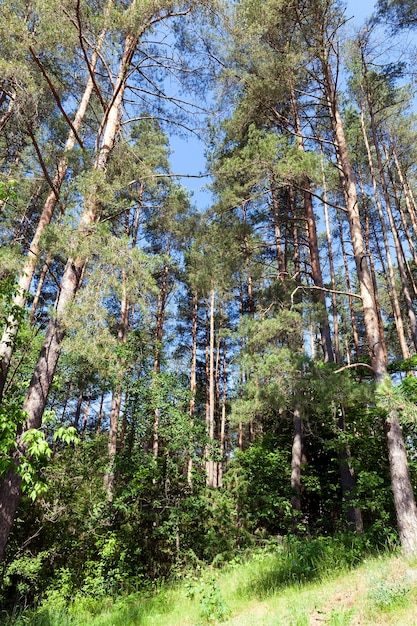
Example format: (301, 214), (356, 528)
(322, 51), (417, 554)
(187, 291), (198, 486)
(360, 109), (410, 359)
(292, 89), (334, 363)
(207, 287), (216, 487)
(291, 405), (305, 515)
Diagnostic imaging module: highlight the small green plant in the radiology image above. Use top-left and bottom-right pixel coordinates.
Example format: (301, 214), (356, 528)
(368, 576), (410, 610)
(328, 607), (355, 625)
(186, 574), (230, 624)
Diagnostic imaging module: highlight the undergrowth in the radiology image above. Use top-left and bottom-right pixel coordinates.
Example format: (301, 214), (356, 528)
(0, 535), (410, 626)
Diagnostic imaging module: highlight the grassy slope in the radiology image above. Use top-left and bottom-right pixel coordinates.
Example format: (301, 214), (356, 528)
(5, 547), (417, 625)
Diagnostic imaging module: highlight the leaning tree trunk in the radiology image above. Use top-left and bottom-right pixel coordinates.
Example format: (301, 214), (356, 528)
(0, 33), (137, 562)
(0, 26), (108, 401)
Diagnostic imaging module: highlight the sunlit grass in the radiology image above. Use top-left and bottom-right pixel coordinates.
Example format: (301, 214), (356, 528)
(4, 540), (417, 625)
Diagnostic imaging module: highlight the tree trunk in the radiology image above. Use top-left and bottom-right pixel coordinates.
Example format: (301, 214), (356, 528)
(152, 255), (170, 459)
(322, 52), (417, 554)
(321, 152), (340, 362)
(0, 33), (137, 562)
(270, 173), (286, 279)
(207, 287), (216, 487)
(360, 109), (410, 359)
(187, 292), (198, 486)
(291, 405), (305, 515)
(336, 211), (360, 360)
(337, 406), (363, 533)
(218, 343), (227, 488)
(292, 89), (334, 363)
(0, 27), (107, 400)
(104, 269), (129, 501)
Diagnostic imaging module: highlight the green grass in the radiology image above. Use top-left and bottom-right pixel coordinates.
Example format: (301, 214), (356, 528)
(3, 539), (417, 625)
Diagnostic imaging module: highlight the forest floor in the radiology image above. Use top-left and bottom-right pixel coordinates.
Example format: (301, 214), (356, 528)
(4, 546), (417, 625)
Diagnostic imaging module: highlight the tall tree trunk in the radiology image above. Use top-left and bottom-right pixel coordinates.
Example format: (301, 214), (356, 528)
(359, 110), (410, 359)
(0, 33), (137, 562)
(206, 287), (216, 487)
(29, 253), (53, 324)
(322, 52), (417, 554)
(0, 27), (108, 400)
(360, 179), (388, 362)
(336, 211), (360, 360)
(390, 141), (417, 244)
(270, 172), (286, 279)
(152, 253), (170, 459)
(217, 342), (227, 488)
(187, 292), (198, 486)
(292, 89), (334, 363)
(321, 151), (340, 362)
(337, 406), (363, 533)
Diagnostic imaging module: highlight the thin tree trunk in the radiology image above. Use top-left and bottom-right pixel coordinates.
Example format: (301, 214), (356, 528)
(81, 389), (91, 436)
(292, 89), (334, 363)
(336, 211), (360, 359)
(187, 292), (198, 486)
(96, 391), (105, 435)
(218, 343), (227, 488)
(321, 151), (340, 362)
(360, 182), (388, 362)
(322, 52), (417, 554)
(359, 110), (410, 359)
(207, 287), (215, 487)
(390, 142), (417, 243)
(152, 254), (170, 459)
(29, 253), (53, 324)
(337, 406), (363, 533)
(360, 102), (417, 352)
(0, 91), (16, 134)
(270, 173), (286, 279)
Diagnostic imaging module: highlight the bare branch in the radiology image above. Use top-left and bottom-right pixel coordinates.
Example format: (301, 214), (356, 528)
(29, 47), (85, 150)
(334, 363), (374, 374)
(290, 284), (362, 309)
(26, 124), (60, 202)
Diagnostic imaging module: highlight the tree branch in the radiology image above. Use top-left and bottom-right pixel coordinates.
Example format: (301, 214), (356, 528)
(29, 47), (85, 150)
(290, 284), (362, 309)
(26, 124), (60, 202)
(334, 363), (374, 374)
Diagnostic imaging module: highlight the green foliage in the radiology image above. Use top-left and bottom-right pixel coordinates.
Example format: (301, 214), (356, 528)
(186, 574), (230, 624)
(368, 576), (410, 610)
(328, 607), (355, 626)
(376, 375), (417, 423)
(0, 398), (26, 477)
(0, 275), (26, 328)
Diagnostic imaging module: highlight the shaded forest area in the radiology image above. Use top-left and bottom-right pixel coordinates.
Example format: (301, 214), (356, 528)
(1, 0), (417, 613)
